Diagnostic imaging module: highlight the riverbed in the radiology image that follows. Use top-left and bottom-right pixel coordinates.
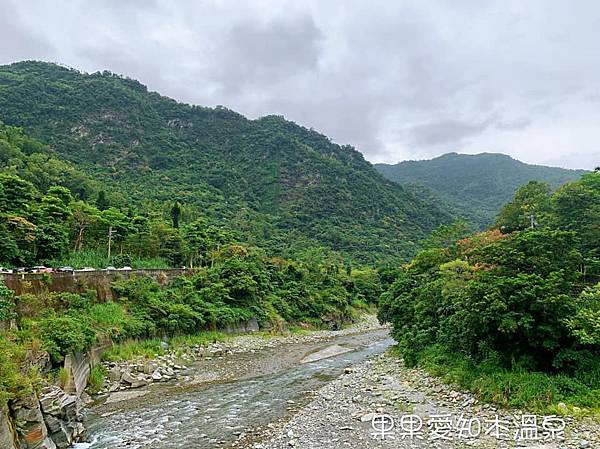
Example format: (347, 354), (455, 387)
(77, 328), (393, 448)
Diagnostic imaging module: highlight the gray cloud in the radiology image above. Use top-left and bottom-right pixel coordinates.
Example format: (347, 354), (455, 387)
(0, 0), (55, 62)
(210, 15), (323, 91)
(409, 118), (494, 148)
(1, 0), (600, 169)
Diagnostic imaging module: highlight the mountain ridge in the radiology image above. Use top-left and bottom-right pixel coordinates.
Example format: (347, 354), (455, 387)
(375, 152), (586, 228)
(0, 60), (453, 263)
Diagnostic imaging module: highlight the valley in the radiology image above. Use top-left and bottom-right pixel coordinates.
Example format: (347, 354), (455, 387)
(0, 59), (598, 449)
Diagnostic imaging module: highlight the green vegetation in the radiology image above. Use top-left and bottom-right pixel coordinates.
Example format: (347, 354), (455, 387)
(375, 152), (584, 228)
(86, 365), (107, 394)
(380, 171), (600, 414)
(0, 243), (381, 404)
(101, 339), (165, 362)
(408, 345), (600, 415)
(0, 61), (452, 265)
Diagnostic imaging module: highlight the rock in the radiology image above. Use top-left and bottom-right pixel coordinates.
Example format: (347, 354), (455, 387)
(22, 423), (48, 448)
(360, 413), (375, 422)
(49, 422), (73, 449)
(80, 392), (93, 406)
(125, 374), (149, 388)
(40, 437), (57, 449)
(160, 341), (169, 350)
(59, 394), (79, 421)
(40, 388), (63, 416)
(15, 404), (43, 422)
(108, 366), (122, 382)
(120, 371), (136, 385)
(557, 402), (568, 411)
(143, 362), (158, 375)
(579, 441), (590, 449)
(151, 370), (162, 382)
(344, 367), (353, 374)
(44, 414), (62, 433)
(246, 316), (260, 333)
(0, 412), (18, 449)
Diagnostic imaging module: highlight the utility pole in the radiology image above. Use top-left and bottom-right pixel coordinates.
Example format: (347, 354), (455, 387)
(529, 214), (536, 229)
(108, 226), (117, 259)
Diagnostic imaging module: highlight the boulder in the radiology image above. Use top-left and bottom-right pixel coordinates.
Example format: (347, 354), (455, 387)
(121, 371), (148, 388)
(143, 362), (158, 375)
(48, 419), (85, 449)
(44, 415), (62, 434)
(59, 394), (79, 421)
(120, 371), (136, 385)
(246, 316), (260, 333)
(108, 366), (122, 382)
(39, 388), (63, 416)
(40, 437), (57, 449)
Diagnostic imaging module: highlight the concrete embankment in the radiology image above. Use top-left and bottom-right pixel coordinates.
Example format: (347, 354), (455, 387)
(0, 269), (185, 300)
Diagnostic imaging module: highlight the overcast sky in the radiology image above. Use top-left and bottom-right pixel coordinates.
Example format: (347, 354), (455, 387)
(1, 0), (599, 169)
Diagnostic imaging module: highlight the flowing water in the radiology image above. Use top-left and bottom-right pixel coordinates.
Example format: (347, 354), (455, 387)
(77, 330), (393, 449)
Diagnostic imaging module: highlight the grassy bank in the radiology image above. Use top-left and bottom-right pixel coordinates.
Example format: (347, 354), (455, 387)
(102, 331), (229, 362)
(398, 345), (600, 418)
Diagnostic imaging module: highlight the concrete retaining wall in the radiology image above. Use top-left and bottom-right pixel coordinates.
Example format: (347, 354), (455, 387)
(0, 269), (185, 300)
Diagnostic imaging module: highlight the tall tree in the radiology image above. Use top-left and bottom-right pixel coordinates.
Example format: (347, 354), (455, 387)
(171, 201), (182, 229)
(96, 190), (109, 211)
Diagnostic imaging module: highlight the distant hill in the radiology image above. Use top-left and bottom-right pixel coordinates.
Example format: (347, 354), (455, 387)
(0, 61), (453, 263)
(375, 153), (586, 228)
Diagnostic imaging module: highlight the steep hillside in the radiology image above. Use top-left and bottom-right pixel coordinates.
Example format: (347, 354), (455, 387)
(0, 61), (452, 263)
(375, 152), (585, 228)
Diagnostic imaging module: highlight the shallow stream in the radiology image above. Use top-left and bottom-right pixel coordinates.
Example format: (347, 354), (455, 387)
(77, 329), (393, 449)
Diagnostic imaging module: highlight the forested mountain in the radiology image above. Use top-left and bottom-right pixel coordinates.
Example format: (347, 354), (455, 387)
(375, 152), (585, 228)
(0, 61), (452, 264)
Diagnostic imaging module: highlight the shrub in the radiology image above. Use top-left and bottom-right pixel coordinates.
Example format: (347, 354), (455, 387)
(87, 365), (107, 394)
(380, 229), (595, 371)
(39, 314), (95, 362)
(0, 282), (15, 322)
(0, 334), (32, 406)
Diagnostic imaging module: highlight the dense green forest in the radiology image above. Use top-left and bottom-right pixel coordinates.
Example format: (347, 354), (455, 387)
(0, 117), (385, 407)
(0, 121), (216, 268)
(375, 152), (585, 228)
(379, 170), (600, 412)
(0, 61), (453, 264)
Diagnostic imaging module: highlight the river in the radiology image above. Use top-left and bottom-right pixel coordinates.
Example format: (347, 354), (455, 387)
(76, 329), (393, 449)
